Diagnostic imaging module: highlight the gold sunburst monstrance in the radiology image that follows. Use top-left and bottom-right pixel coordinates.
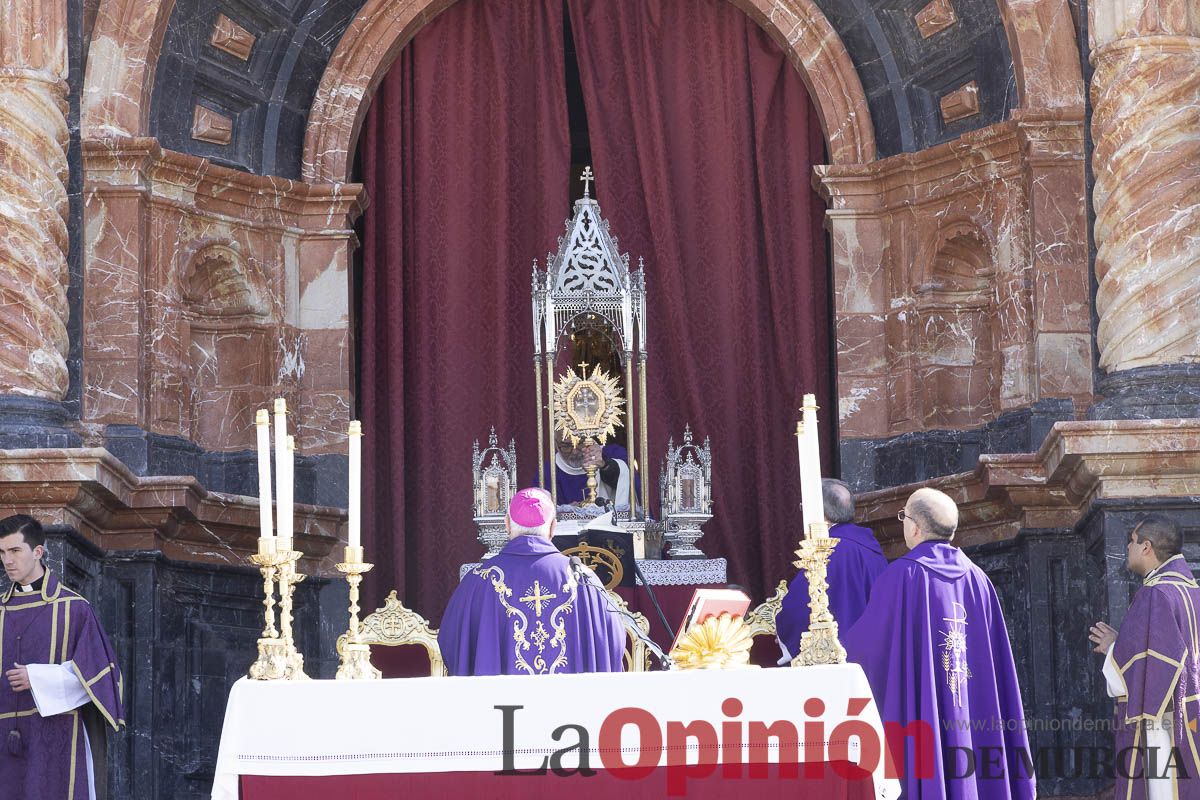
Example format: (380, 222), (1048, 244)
(552, 364), (625, 503)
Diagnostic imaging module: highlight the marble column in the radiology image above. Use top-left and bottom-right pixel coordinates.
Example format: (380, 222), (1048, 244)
(0, 0), (80, 446)
(1089, 2), (1200, 418)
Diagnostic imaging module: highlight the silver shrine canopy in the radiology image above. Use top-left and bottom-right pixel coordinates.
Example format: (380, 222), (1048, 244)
(531, 166), (649, 517)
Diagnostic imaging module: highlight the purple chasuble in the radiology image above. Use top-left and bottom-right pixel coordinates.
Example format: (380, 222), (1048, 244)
(776, 522), (887, 656)
(1, 571), (124, 799)
(438, 535), (626, 676)
(552, 444), (633, 505)
(843, 541), (1035, 800)
(1109, 555), (1200, 800)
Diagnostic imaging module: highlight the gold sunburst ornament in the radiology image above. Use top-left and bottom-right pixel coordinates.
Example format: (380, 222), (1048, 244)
(669, 612), (755, 670)
(553, 364), (626, 504)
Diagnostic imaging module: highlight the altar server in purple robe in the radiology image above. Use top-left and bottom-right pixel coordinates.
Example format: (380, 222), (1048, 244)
(1089, 514), (1200, 800)
(439, 488), (626, 676)
(843, 488), (1035, 800)
(1, 514), (124, 800)
(776, 478), (887, 660)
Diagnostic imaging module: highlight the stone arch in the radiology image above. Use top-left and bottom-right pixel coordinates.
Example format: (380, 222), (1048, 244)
(913, 222), (999, 428)
(994, 0), (1085, 112)
(300, 0), (878, 183)
(82, 0), (176, 137)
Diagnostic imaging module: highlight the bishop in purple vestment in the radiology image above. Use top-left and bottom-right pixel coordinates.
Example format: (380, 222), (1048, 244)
(843, 488), (1035, 800)
(1, 515), (124, 800)
(1090, 513), (1200, 800)
(439, 488), (626, 676)
(776, 479), (887, 659)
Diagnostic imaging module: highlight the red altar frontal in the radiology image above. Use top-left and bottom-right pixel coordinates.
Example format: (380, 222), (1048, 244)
(213, 665), (900, 799)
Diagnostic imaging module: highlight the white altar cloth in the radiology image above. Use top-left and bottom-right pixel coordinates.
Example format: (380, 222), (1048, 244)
(212, 664), (900, 800)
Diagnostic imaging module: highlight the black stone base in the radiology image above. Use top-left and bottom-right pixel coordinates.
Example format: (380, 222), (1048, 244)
(1089, 364), (1200, 420)
(2, 526), (346, 800)
(0, 395), (82, 448)
(103, 424), (348, 507)
(840, 399), (1074, 492)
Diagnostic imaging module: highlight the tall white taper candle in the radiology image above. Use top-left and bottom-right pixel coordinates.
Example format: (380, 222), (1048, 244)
(255, 409), (274, 547)
(799, 394), (826, 537)
(273, 399), (292, 549)
(348, 420), (362, 550)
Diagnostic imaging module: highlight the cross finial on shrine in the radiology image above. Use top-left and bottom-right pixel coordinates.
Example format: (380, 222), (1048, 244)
(581, 166), (594, 198)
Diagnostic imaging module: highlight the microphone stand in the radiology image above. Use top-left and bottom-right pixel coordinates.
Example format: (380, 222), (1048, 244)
(571, 557), (673, 670)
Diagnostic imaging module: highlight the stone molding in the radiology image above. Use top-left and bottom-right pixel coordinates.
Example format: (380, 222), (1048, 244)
(856, 419), (1200, 555)
(0, 447), (343, 570)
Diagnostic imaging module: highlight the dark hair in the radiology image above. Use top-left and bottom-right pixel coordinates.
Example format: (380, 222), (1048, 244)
(1132, 513), (1182, 563)
(0, 514), (45, 550)
(822, 479), (856, 524)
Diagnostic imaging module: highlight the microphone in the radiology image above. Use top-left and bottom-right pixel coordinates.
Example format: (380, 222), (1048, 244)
(569, 556), (674, 670)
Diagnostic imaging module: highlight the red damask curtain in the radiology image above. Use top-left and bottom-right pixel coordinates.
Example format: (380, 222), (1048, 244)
(360, 0), (831, 616)
(566, 0), (831, 600)
(359, 0), (569, 613)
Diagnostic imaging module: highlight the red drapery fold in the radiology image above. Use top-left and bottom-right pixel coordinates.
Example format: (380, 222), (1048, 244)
(359, 0), (569, 613)
(566, 0), (832, 600)
(360, 0), (832, 616)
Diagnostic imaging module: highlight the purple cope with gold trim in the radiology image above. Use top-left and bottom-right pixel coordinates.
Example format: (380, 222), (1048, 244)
(438, 535), (625, 676)
(1109, 554), (1200, 800)
(0, 570), (124, 799)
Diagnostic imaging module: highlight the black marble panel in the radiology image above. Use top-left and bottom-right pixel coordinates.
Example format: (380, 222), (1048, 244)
(967, 530), (1106, 796)
(103, 424), (348, 507)
(0, 396), (83, 448)
(3, 527), (342, 800)
(1088, 364), (1200, 421)
(840, 399), (1074, 492)
(66, 0), (84, 418)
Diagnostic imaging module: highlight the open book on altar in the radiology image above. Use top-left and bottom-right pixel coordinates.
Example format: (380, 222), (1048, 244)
(671, 588), (751, 651)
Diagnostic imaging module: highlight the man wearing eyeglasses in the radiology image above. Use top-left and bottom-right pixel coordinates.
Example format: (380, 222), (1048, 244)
(842, 487), (1035, 800)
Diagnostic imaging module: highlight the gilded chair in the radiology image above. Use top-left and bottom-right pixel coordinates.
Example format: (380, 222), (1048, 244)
(743, 579), (789, 640)
(336, 590), (447, 677)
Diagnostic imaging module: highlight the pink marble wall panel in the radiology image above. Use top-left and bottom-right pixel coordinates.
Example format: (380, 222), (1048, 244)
(82, 137), (363, 456)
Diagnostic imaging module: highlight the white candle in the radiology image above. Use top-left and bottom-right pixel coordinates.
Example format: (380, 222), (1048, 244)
(273, 399), (292, 549)
(348, 420), (362, 550)
(255, 409), (274, 545)
(799, 394), (826, 537)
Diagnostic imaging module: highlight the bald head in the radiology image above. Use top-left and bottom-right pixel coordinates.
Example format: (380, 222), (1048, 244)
(906, 487), (958, 542)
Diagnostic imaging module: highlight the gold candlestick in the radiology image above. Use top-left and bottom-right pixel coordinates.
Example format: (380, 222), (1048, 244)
(276, 546), (310, 680)
(792, 525), (847, 666)
(247, 542), (290, 680)
(336, 546), (381, 680)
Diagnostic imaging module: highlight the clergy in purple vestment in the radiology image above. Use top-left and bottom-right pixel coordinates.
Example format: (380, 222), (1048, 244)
(776, 479), (887, 660)
(439, 488), (627, 676)
(843, 488), (1035, 800)
(1, 515), (124, 800)
(1090, 513), (1200, 800)
(551, 432), (637, 511)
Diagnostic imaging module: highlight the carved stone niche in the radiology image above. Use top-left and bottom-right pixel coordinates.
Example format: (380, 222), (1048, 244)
(913, 224), (997, 429)
(180, 241), (276, 449)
